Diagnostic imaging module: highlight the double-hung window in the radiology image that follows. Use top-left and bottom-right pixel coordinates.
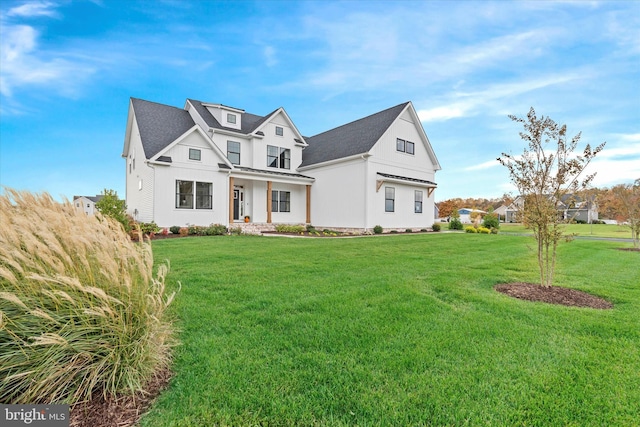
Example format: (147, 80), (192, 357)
(271, 190), (291, 212)
(415, 190), (423, 213)
(385, 187), (395, 212)
(275, 126), (284, 136)
(227, 141), (240, 165)
(267, 145), (290, 169)
(176, 180), (212, 209)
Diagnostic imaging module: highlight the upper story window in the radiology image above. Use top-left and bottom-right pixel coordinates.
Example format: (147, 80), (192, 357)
(275, 126), (284, 136)
(415, 190), (423, 213)
(226, 113), (236, 124)
(227, 141), (240, 165)
(396, 138), (415, 155)
(267, 145), (290, 169)
(189, 148), (201, 161)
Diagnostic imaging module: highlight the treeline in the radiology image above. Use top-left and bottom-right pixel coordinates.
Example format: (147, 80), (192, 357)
(436, 197), (506, 219)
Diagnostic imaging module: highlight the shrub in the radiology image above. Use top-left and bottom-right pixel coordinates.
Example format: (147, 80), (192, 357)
(95, 189), (130, 232)
(482, 212), (500, 230)
(449, 217), (463, 230)
(373, 225), (383, 234)
(139, 221), (160, 236)
(169, 226), (181, 235)
(431, 223), (441, 232)
(205, 224), (228, 236)
(229, 227), (243, 236)
(179, 227), (189, 236)
(491, 227), (499, 234)
(420, 228), (429, 232)
(306, 224), (316, 232)
(405, 229), (413, 233)
(275, 224), (306, 233)
(477, 226), (491, 234)
(390, 230), (399, 234)
(0, 189), (177, 404)
(465, 226), (478, 233)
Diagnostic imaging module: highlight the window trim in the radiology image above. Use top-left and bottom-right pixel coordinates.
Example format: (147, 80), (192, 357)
(385, 187), (395, 212)
(175, 180), (212, 210)
(227, 141), (241, 165)
(226, 113), (236, 124)
(267, 145), (291, 170)
(415, 190), (423, 213)
(271, 190), (291, 213)
(275, 126), (284, 136)
(189, 148), (201, 161)
(396, 138), (415, 155)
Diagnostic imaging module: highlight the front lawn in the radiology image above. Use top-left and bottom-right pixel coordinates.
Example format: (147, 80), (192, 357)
(500, 222), (634, 239)
(146, 234), (639, 426)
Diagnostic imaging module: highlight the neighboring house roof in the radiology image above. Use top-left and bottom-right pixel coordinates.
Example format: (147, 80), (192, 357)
(301, 102), (411, 167)
(73, 195), (104, 203)
(131, 98), (195, 159)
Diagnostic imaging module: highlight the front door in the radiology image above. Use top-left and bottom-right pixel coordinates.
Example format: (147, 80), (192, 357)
(233, 187), (244, 221)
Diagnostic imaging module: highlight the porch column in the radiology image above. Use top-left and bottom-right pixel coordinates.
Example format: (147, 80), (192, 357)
(229, 177), (234, 224)
(266, 180), (272, 223)
(306, 185), (311, 224)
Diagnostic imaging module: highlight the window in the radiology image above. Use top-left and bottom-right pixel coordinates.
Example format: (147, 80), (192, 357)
(397, 138), (415, 155)
(267, 145), (290, 169)
(406, 141), (415, 155)
(415, 190), (423, 213)
(227, 141), (240, 165)
(271, 190), (291, 213)
(275, 126), (283, 136)
(385, 187), (395, 212)
(176, 180), (193, 209)
(227, 113), (236, 124)
(175, 180), (213, 209)
(189, 148), (201, 161)
(195, 182), (212, 209)
(139, 179), (143, 191)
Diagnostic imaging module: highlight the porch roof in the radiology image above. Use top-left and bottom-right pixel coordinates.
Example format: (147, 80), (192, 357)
(231, 166), (315, 183)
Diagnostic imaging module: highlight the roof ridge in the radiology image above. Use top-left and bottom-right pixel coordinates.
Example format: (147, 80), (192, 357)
(309, 101), (410, 138)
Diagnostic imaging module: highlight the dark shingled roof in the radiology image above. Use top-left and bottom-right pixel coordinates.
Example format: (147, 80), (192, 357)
(187, 99), (278, 135)
(131, 98), (195, 159)
(301, 102), (410, 167)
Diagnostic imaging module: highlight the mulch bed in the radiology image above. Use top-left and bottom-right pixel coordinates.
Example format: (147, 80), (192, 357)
(495, 282), (613, 309)
(616, 247), (640, 252)
(70, 367), (172, 427)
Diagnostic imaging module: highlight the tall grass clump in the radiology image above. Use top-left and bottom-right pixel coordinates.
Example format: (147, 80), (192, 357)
(0, 189), (177, 404)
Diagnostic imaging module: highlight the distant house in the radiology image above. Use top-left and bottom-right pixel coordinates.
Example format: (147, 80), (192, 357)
(73, 195), (103, 216)
(504, 194), (598, 223)
(122, 98), (441, 231)
(493, 204), (508, 221)
(457, 208), (486, 224)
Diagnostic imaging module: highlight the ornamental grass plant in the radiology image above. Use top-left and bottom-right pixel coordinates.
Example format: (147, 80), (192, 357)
(0, 189), (177, 404)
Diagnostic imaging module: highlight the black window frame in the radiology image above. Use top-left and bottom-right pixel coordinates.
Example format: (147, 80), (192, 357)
(275, 126), (284, 136)
(195, 182), (213, 210)
(176, 180), (194, 209)
(189, 148), (201, 161)
(176, 180), (212, 210)
(406, 141), (415, 155)
(267, 145), (290, 169)
(227, 141), (241, 165)
(396, 138), (405, 152)
(271, 190), (291, 213)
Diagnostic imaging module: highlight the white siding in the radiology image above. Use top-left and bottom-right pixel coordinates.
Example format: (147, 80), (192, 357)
(308, 159), (367, 228)
(125, 118), (155, 222)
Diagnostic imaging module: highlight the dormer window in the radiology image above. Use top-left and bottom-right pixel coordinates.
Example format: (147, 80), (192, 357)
(189, 148), (201, 161)
(275, 126), (283, 136)
(227, 113), (236, 124)
(396, 138), (415, 155)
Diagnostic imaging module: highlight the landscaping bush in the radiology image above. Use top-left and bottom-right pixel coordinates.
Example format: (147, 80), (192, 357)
(405, 229), (413, 233)
(465, 226), (478, 233)
(306, 224), (316, 233)
(477, 226), (491, 234)
(169, 226), (181, 235)
(448, 217), (463, 230)
(373, 225), (383, 234)
(482, 212), (500, 230)
(491, 227), (499, 234)
(431, 223), (441, 232)
(275, 224), (306, 233)
(0, 189), (177, 404)
(138, 221), (160, 236)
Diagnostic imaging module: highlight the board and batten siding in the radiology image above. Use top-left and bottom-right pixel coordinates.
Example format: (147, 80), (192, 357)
(125, 117), (155, 223)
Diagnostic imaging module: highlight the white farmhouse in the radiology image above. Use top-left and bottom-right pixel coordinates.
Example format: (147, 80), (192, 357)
(122, 98), (441, 232)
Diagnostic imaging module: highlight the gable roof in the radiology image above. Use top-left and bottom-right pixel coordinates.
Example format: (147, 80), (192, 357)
(300, 102), (410, 167)
(131, 98), (195, 159)
(187, 99), (277, 135)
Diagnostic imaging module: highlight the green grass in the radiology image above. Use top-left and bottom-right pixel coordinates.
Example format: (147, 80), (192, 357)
(144, 234), (639, 426)
(500, 222), (634, 239)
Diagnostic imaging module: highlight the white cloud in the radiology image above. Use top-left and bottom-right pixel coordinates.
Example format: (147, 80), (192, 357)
(6, 1), (59, 18)
(464, 159), (501, 171)
(418, 105), (467, 122)
(264, 45), (277, 67)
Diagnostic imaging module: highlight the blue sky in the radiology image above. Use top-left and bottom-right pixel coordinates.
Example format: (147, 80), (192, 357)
(1, 0), (638, 202)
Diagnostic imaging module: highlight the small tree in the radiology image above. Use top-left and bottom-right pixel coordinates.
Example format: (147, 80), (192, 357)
(95, 189), (130, 232)
(482, 207), (500, 230)
(498, 107), (605, 287)
(611, 179), (640, 248)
